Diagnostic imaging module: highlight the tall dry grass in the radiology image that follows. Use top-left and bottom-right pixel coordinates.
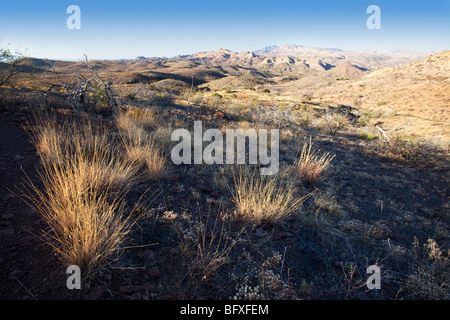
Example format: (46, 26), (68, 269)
(230, 166), (309, 225)
(294, 137), (335, 185)
(23, 160), (136, 278)
(33, 114), (138, 190)
(119, 117), (167, 180)
(115, 106), (158, 131)
(24, 113), (141, 279)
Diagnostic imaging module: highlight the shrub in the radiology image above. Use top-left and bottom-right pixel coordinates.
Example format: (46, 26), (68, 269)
(322, 112), (347, 136)
(358, 132), (378, 140)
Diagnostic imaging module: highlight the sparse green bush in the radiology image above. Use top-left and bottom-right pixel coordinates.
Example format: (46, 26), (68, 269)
(322, 113), (347, 136)
(358, 132), (378, 140)
(0, 46), (24, 87)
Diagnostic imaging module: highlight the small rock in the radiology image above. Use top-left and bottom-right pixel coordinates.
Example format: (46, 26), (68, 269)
(8, 269), (24, 281)
(197, 184), (211, 193)
(13, 155), (25, 162)
(212, 111), (227, 119)
(210, 191), (220, 198)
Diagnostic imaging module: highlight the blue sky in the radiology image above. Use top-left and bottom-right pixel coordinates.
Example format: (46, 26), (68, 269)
(0, 0), (448, 60)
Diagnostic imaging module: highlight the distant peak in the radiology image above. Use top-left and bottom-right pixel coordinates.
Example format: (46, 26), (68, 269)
(280, 44), (305, 49)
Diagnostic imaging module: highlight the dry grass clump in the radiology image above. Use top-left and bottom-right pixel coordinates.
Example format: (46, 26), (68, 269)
(403, 238), (449, 299)
(115, 106), (158, 131)
(23, 161), (136, 279)
(294, 137), (335, 185)
(24, 113), (140, 279)
(33, 114), (138, 191)
(230, 166), (308, 225)
(120, 121), (167, 181)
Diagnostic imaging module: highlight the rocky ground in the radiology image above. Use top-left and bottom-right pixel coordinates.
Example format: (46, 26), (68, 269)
(0, 103), (448, 300)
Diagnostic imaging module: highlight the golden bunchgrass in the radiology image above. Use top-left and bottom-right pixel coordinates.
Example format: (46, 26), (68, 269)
(23, 113), (141, 279)
(294, 137), (335, 185)
(230, 166), (309, 225)
(23, 160), (136, 279)
(115, 106), (158, 131)
(119, 120), (167, 181)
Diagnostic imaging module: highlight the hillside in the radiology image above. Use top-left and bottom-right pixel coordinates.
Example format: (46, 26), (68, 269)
(315, 50), (450, 142)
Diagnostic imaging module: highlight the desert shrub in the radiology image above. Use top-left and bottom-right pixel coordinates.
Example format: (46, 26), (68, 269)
(312, 190), (343, 217)
(358, 132), (378, 140)
(232, 251), (296, 300)
(174, 212), (241, 282)
(386, 132), (448, 167)
(322, 112), (347, 136)
(295, 113), (311, 127)
(0, 46), (24, 87)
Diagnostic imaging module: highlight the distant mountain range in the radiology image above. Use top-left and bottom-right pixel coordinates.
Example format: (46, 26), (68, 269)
(253, 44), (433, 69)
(17, 43), (443, 90)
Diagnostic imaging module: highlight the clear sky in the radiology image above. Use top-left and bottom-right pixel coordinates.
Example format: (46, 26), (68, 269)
(0, 0), (449, 60)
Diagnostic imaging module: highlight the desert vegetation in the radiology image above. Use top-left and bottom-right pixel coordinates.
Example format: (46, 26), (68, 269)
(0, 47), (448, 300)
